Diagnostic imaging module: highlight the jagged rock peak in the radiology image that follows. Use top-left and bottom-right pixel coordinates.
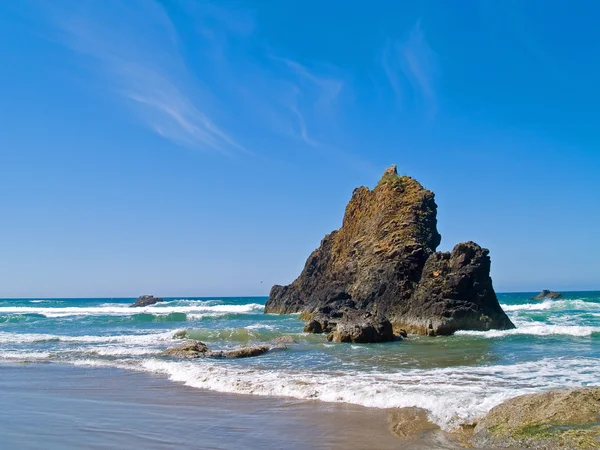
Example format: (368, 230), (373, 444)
(383, 164), (398, 177)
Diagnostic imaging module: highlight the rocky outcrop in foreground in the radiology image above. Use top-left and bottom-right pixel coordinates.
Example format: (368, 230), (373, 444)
(386, 387), (600, 449)
(161, 340), (270, 359)
(130, 295), (163, 307)
(530, 289), (563, 300)
(265, 165), (514, 340)
(472, 387), (600, 449)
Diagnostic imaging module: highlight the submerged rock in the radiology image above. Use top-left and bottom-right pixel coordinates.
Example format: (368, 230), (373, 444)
(270, 336), (297, 349)
(530, 289), (563, 300)
(265, 165), (514, 339)
(130, 295), (163, 308)
(472, 387), (600, 449)
(387, 407), (473, 448)
(388, 407), (441, 439)
(161, 340), (209, 358)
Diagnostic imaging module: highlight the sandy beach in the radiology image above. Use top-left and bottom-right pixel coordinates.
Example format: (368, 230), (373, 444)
(0, 363), (422, 450)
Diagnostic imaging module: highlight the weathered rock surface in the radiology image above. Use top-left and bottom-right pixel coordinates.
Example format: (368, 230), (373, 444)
(401, 241), (515, 335)
(472, 387), (600, 449)
(211, 345), (270, 359)
(530, 289), (563, 300)
(161, 340), (270, 359)
(265, 165), (514, 338)
(130, 295), (163, 308)
(161, 340), (209, 358)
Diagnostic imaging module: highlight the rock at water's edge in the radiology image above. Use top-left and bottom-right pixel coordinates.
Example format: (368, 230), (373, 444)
(265, 165), (515, 339)
(211, 345), (270, 359)
(130, 295), (164, 308)
(161, 340), (209, 358)
(530, 289), (563, 300)
(161, 341), (270, 359)
(472, 387), (600, 449)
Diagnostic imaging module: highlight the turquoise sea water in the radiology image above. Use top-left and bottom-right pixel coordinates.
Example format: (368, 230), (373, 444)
(1, 292), (599, 430)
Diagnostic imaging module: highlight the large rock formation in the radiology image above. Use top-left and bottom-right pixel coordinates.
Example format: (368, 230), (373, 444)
(265, 165), (514, 338)
(530, 289), (563, 300)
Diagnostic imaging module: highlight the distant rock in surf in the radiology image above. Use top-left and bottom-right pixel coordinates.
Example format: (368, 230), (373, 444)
(265, 164), (515, 340)
(530, 289), (563, 300)
(130, 295), (164, 308)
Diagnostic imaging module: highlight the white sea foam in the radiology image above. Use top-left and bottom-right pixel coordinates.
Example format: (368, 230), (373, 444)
(0, 303), (264, 318)
(501, 299), (600, 312)
(0, 330), (175, 345)
(456, 324), (600, 338)
(0, 351), (53, 360)
(89, 346), (162, 356)
(1, 330), (599, 431)
(132, 356), (600, 430)
(244, 324), (275, 330)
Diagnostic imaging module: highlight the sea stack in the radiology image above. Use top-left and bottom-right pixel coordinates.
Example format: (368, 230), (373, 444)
(265, 165), (515, 340)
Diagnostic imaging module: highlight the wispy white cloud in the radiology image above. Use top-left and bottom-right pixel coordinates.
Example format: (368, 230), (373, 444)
(44, 0), (352, 160)
(176, 1), (348, 150)
(382, 39), (404, 106)
(50, 0), (246, 154)
(381, 21), (440, 115)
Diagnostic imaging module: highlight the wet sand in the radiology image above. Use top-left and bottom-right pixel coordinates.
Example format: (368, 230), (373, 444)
(0, 363), (423, 450)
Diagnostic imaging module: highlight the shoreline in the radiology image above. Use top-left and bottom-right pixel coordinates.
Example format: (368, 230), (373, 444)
(0, 362), (456, 450)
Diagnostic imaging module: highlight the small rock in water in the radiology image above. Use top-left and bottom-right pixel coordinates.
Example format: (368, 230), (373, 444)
(161, 340), (209, 358)
(212, 345), (270, 359)
(130, 295), (164, 308)
(530, 289), (563, 300)
(270, 336), (297, 349)
(162, 341), (270, 359)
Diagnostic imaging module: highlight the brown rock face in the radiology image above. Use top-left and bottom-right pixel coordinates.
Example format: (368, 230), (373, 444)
(264, 165), (514, 338)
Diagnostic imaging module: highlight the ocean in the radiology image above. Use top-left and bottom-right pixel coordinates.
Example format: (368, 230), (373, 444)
(1, 292), (599, 432)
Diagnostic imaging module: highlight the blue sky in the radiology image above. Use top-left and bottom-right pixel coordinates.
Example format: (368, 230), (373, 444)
(1, 0), (599, 297)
